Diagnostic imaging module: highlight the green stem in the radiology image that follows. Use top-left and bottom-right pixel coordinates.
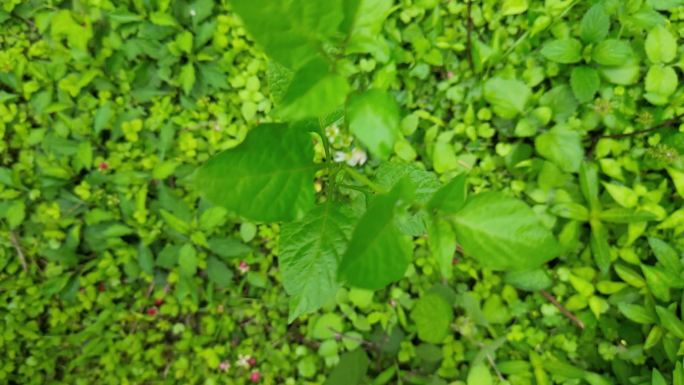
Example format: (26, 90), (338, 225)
(343, 166), (387, 194)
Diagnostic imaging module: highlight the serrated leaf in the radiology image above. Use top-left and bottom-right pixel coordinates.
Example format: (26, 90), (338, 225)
(535, 126), (583, 173)
(280, 203), (356, 321)
(343, 0), (393, 56)
(645, 26), (677, 63)
(590, 220), (611, 273)
(483, 77), (530, 118)
(206, 256), (233, 287)
(450, 192), (560, 271)
(275, 58), (349, 121)
(196, 123), (316, 222)
(411, 292), (453, 344)
(138, 243), (154, 275)
(375, 162), (441, 204)
(504, 268), (552, 291)
(580, 4), (610, 43)
(467, 363), (493, 385)
(179, 63), (195, 95)
(592, 39), (633, 66)
(540, 38), (583, 64)
(324, 349), (369, 385)
(178, 244), (198, 276)
(347, 89), (400, 160)
(570, 66), (600, 103)
(338, 180), (414, 290)
(644, 65), (678, 105)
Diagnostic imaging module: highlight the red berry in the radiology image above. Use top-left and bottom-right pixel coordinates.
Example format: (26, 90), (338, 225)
(247, 357), (257, 366)
(147, 307), (158, 316)
(97, 282), (106, 292)
(154, 298), (164, 306)
(250, 371), (261, 382)
(452, 258), (460, 265)
(98, 162), (109, 171)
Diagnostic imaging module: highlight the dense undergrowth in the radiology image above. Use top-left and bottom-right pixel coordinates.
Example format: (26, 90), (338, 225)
(1, 0), (684, 384)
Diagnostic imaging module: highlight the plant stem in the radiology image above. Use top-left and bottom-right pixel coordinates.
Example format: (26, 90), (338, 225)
(540, 290), (585, 329)
(9, 232), (28, 272)
(343, 165), (387, 194)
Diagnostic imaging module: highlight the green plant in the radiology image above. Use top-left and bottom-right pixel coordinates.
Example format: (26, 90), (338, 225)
(195, 0), (561, 321)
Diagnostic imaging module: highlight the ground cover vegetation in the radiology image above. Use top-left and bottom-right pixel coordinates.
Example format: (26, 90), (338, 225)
(1, 0), (684, 384)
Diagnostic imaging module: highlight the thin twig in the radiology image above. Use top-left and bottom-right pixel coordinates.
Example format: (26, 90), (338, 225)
(486, 353), (506, 382)
(9, 232), (28, 272)
(329, 327), (375, 349)
(586, 115), (682, 157)
(540, 290), (584, 329)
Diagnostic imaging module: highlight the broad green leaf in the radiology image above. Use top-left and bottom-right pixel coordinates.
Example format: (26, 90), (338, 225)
(501, 0), (529, 15)
(6, 200), (25, 229)
(267, 61), (294, 104)
(427, 173), (467, 214)
(649, 237), (682, 274)
(668, 168), (684, 198)
(645, 26), (677, 63)
(592, 39), (633, 66)
(602, 182), (638, 208)
(642, 265), (672, 301)
(580, 4), (610, 43)
(137, 243), (154, 275)
(656, 306), (684, 339)
(426, 216), (456, 279)
(535, 126), (583, 173)
(342, 0), (393, 56)
(196, 123), (317, 222)
(644, 65), (678, 105)
(206, 257), (234, 287)
(570, 66), (600, 103)
(280, 203), (356, 321)
(598, 208), (656, 223)
(483, 77), (530, 118)
(230, 0), (343, 69)
(324, 349), (369, 385)
(617, 303), (656, 324)
(504, 268), (552, 291)
(540, 38), (583, 64)
(450, 192), (560, 271)
(539, 85), (578, 123)
(467, 363), (493, 385)
(347, 89), (400, 160)
(312, 313), (344, 339)
(275, 59), (350, 121)
(410, 292), (453, 343)
(600, 62), (641, 85)
(208, 238), (251, 259)
(375, 162), (440, 204)
(590, 220), (611, 273)
(550, 202), (590, 221)
(338, 180), (414, 290)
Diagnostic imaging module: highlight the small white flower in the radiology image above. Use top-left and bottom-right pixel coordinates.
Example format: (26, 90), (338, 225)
(189, 8), (197, 17)
(333, 151), (348, 163)
(347, 148), (367, 166)
(236, 354), (251, 368)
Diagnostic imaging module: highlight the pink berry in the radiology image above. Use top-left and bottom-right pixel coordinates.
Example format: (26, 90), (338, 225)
(147, 307), (158, 316)
(155, 298), (164, 306)
(98, 162), (109, 171)
(247, 357), (257, 366)
(250, 371), (261, 382)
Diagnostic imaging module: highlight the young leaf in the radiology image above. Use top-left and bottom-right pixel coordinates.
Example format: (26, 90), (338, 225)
(645, 26), (677, 63)
(338, 180), (414, 290)
(427, 173), (467, 214)
(347, 89), (401, 160)
(275, 58), (350, 121)
(501, 0), (529, 15)
(653, 369), (668, 385)
(617, 303), (656, 324)
(230, 0), (343, 69)
(540, 38), (583, 64)
(449, 192), (560, 271)
(504, 268), (552, 291)
(483, 77), (530, 118)
(410, 292), (453, 344)
(570, 66), (600, 103)
(592, 39), (633, 66)
(324, 349), (369, 385)
(644, 64), (678, 105)
(196, 123), (317, 222)
(467, 363), (493, 385)
(580, 4), (610, 43)
(535, 126), (583, 173)
(178, 244), (198, 276)
(280, 203), (356, 321)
